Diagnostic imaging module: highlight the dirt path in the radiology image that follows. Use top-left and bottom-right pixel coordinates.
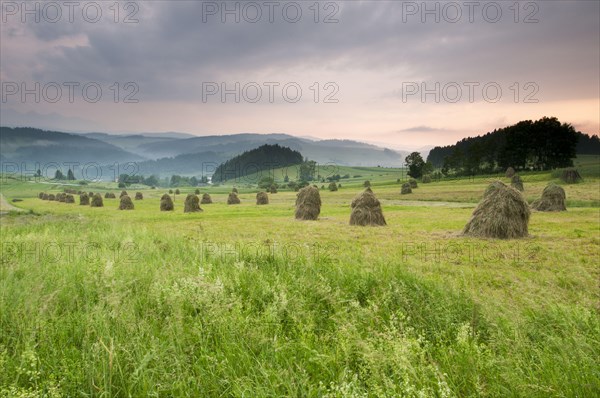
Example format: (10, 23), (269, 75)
(0, 193), (25, 214)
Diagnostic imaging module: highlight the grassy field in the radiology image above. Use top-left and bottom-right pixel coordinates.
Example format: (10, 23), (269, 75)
(1, 163), (599, 397)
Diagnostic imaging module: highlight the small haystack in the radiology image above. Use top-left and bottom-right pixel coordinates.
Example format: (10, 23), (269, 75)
(328, 182), (338, 191)
(120, 190), (128, 198)
(256, 192), (269, 205)
(505, 167), (516, 178)
(48, 194), (56, 201)
(88, 192), (94, 197)
(561, 168), (582, 184)
(462, 181), (529, 239)
(38, 192), (44, 199)
(511, 175), (524, 191)
(57, 193), (66, 202)
(349, 188), (386, 226)
(270, 184), (278, 194)
(80, 193), (90, 205)
(175, 189), (180, 195)
(295, 185), (321, 220)
(227, 192), (241, 205)
(90, 193), (104, 207)
(232, 187), (239, 193)
(195, 189), (200, 195)
(201, 193), (213, 204)
(531, 183), (566, 212)
(363, 180), (371, 188)
(105, 192), (116, 199)
(119, 195), (134, 210)
(42, 193), (49, 200)
(422, 175), (432, 183)
(135, 192), (143, 200)
(160, 194), (174, 211)
(184, 194), (203, 213)
(401, 183), (412, 195)
(408, 178), (418, 189)
(65, 194), (75, 204)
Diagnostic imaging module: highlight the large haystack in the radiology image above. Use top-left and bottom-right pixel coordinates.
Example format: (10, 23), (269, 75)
(511, 174), (524, 191)
(227, 192), (241, 205)
(90, 193), (104, 207)
(561, 168), (582, 184)
(256, 192), (269, 205)
(135, 192), (143, 200)
(408, 178), (418, 189)
(184, 194), (203, 213)
(505, 167), (516, 178)
(401, 183), (412, 195)
(119, 195), (134, 210)
(160, 194), (174, 211)
(349, 188), (386, 226)
(201, 193), (212, 204)
(462, 181), (529, 239)
(328, 182), (338, 191)
(531, 183), (566, 211)
(295, 185), (321, 220)
(65, 194), (75, 204)
(79, 193), (90, 205)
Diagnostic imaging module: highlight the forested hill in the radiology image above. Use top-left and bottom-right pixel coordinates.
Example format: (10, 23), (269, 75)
(426, 117), (599, 175)
(211, 144), (303, 183)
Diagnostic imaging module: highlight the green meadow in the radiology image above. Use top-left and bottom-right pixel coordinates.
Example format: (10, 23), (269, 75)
(0, 160), (599, 397)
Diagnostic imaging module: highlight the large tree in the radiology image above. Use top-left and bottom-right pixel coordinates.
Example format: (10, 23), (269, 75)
(405, 152), (425, 178)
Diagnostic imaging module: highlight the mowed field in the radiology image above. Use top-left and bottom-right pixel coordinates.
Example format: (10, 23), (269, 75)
(0, 162), (599, 397)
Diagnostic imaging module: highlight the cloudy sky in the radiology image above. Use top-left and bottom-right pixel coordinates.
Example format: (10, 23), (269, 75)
(1, 0), (598, 148)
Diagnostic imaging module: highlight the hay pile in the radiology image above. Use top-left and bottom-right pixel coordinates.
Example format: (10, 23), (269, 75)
(105, 192), (116, 199)
(401, 183), (412, 195)
(462, 181), (529, 239)
(511, 175), (524, 191)
(349, 188), (386, 226)
(363, 180), (371, 188)
(38, 192), (44, 199)
(120, 190), (128, 198)
(90, 193), (104, 207)
(57, 193), (66, 202)
(561, 168), (582, 184)
(531, 183), (566, 211)
(65, 194), (75, 204)
(328, 182), (338, 191)
(256, 192), (269, 205)
(184, 194), (203, 213)
(270, 185), (278, 194)
(169, 189), (173, 194)
(295, 185), (321, 220)
(48, 194), (56, 201)
(42, 193), (49, 200)
(227, 192), (241, 205)
(505, 167), (516, 178)
(422, 175), (432, 183)
(119, 195), (134, 210)
(135, 192), (143, 200)
(201, 193), (212, 204)
(80, 193), (90, 205)
(232, 187), (238, 193)
(88, 192), (94, 197)
(195, 189), (201, 195)
(409, 178), (418, 189)
(175, 189), (180, 195)
(160, 194), (174, 211)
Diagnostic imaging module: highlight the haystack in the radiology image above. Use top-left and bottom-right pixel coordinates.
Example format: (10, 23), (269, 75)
(79, 193), (90, 205)
(561, 168), (582, 184)
(48, 194), (56, 201)
(505, 167), (516, 178)
(295, 185), (321, 220)
(201, 193), (212, 204)
(409, 178), (418, 189)
(135, 192), (143, 200)
(119, 195), (134, 210)
(363, 180), (371, 188)
(160, 194), (174, 211)
(256, 192), (269, 205)
(227, 192), (241, 205)
(105, 192), (116, 199)
(195, 189), (200, 195)
(184, 194), (203, 213)
(462, 181), (529, 239)
(120, 190), (128, 198)
(401, 183), (412, 194)
(349, 188), (386, 226)
(232, 187), (239, 193)
(42, 193), (49, 200)
(531, 183), (566, 211)
(511, 175), (524, 191)
(270, 185), (278, 194)
(65, 194), (75, 204)
(328, 182), (338, 191)
(57, 193), (66, 202)
(90, 193), (103, 207)
(88, 192), (94, 197)
(38, 192), (44, 199)
(169, 189), (173, 194)
(175, 189), (180, 195)
(422, 175), (432, 183)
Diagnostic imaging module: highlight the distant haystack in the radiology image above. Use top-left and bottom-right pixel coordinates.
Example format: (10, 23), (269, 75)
(90, 193), (103, 207)
(511, 175), (524, 191)
(201, 193), (212, 204)
(88, 192), (94, 197)
(65, 194), (75, 204)
(195, 189), (200, 195)
(48, 194), (56, 201)
(328, 182), (338, 191)
(363, 180), (371, 188)
(227, 192), (241, 205)
(38, 192), (44, 199)
(561, 168), (582, 184)
(462, 181), (529, 239)
(135, 192), (143, 200)
(80, 193), (90, 205)
(42, 193), (49, 200)
(505, 167), (516, 178)
(422, 175), (432, 183)
(57, 193), (66, 202)
(175, 189), (180, 195)
(119, 195), (134, 210)
(350, 188), (386, 226)
(295, 185), (321, 220)
(184, 194), (203, 213)
(105, 192), (116, 199)
(169, 189), (173, 194)
(232, 187), (238, 193)
(269, 184), (278, 194)
(160, 194), (174, 211)
(408, 178), (418, 189)
(120, 190), (128, 198)
(256, 191), (269, 205)
(532, 183), (566, 211)
(401, 183), (412, 195)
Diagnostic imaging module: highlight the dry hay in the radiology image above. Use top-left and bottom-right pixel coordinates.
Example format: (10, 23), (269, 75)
(90, 193), (104, 207)
(295, 185), (321, 220)
(350, 187), (386, 226)
(120, 190), (128, 198)
(363, 180), (371, 188)
(57, 193), (66, 202)
(401, 183), (412, 195)
(135, 192), (143, 200)
(38, 192), (44, 199)
(175, 189), (181, 195)
(47, 194), (56, 201)
(201, 193), (213, 204)
(232, 187), (239, 193)
(227, 192), (241, 205)
(42, 193), (49, 200)
(169, 189), (173, 194)
(270, 184), (278, 194)
(88, 192), (94, 197)
(561, 168), (582, 184)
(531, 183), (566, 212)
(505, 167), (516, 178)
(195, 189), (201, 195)
(119, 195), (134, 210)
(105, 192), (116, 199)
(328, 182), (338, 191)
(256, 192), (269, 205)
(160, 194), (174, 211)
(462, 181), (529, 239)
(65, 194), (75, 204)
(408, 178), (418, 188)
(511, 174), (524, 191)
(79, 193), (90, 205)
(422, 175), (432, 183)
(184, 194), (203, 213)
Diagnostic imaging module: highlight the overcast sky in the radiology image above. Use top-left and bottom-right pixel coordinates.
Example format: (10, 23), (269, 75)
(1, 0), (598, 148)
